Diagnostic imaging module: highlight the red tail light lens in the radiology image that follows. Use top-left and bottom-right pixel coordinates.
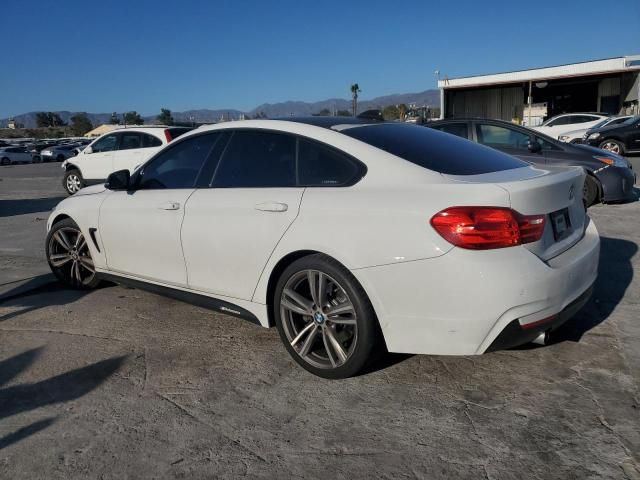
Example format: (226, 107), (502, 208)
(430, 207), (545, 250)
(164, 129), (173, 143)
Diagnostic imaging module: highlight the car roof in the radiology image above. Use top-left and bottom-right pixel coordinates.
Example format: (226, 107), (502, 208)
(271, 116), (384, 129)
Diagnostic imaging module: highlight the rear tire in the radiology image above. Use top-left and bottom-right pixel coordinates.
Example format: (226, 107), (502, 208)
(598, 139), (625, 155)
(56, 154), (65, 162)
(64, 169), (84, 195)
(1, 157), (9, 166)
(46, 218), (101, 289)
(273, 253), (382, 379)
(583, 175), (600, 207)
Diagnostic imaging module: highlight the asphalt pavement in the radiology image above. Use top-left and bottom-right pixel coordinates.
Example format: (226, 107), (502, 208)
(0, 162), (639, 479)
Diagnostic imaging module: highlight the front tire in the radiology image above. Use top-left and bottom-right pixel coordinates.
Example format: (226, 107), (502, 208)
(46, 218), (100, 289)
(599, 139), (625, 155)
(273, 254), (381, 379)
(583, 175), (600, 207)
(63, 169), (84, 195)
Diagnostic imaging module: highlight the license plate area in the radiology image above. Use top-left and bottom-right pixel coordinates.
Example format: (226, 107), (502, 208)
(550, 208), (572, 241)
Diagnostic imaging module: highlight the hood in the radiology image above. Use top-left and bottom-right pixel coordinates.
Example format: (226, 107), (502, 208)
(75, 184), (107, 196)
(586, 121), (633, 135)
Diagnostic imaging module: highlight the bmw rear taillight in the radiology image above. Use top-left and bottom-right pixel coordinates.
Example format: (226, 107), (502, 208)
(164, 130), (173, 143)
(430, 207), (545, 250)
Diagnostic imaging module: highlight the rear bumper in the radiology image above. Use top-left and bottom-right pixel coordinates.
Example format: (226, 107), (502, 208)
(486, 282), (593, 351)
(352, 218), (600, 356)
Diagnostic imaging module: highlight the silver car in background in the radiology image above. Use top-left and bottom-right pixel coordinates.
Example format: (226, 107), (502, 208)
(0, 146), (34, 165)
(40, 144), (80, 162)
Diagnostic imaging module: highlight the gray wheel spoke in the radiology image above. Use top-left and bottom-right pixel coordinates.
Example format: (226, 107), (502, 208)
(326, 301), (355, 317)
(328, 317), (356, 325)
(79, 256), (94, 271)
(53, 230), (72, 251)
(50, 253), (72, 267)
(283, 288), (313, 315)
(72, 261), (81, 282)
(291, 321), (316, 347)
(307, 271), (319, 306)
(298, 325), (319, 357)
(321, 329), (337, 368)
(324, 327), (348, 364)
(75, 233), (86, 250)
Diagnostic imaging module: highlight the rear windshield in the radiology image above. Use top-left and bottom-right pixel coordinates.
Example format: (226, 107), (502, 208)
(341, 123), (527, 175)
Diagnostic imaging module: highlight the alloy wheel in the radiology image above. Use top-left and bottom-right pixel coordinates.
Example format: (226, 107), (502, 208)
(600, 141), (620, 154)
(280, 269), (358, 369)
(66, 174), (81, 194)
(48, 226), (95, 286)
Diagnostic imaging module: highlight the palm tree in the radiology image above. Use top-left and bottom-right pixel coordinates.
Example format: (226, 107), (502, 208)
(350, 84), (361, 116)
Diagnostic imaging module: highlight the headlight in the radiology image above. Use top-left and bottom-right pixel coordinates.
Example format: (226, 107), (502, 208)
(594, 156), (627, 168)
(558, 135), (570, 142)
(587, 132), (600, 140)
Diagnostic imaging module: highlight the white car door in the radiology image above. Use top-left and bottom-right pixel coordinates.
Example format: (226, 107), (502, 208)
(78, 133), (119, 181)
(181, 130), (306, 300)
(98, 132), (218, 286)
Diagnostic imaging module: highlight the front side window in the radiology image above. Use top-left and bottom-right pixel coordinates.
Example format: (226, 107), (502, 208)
(91, 134), (118, 153)
(431, 122), (469, 139)
(298, 138), (361, 186)
(476, 124), (530, 149)
(119, 132), (142, 150)
(137, 133), (219, 189)
(212, 131), (296, 188)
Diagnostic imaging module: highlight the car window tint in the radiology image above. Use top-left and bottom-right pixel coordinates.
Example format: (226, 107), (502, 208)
(141, 133), (162, 148)
(476, 124), (530, 149)
(342, 123), (526, 175)
(119, 132), (142, 150)
(547, 117), (569, 126)
(92, 134), (118, 152)
(212, 130), (296, 187)
(298, 138), (361, 186)
(137, 134), (219, 190)
(431, 123), (468, 139)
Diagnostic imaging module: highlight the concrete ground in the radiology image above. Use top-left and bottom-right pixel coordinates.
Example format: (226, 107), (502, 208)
(0, 163), (639, 479)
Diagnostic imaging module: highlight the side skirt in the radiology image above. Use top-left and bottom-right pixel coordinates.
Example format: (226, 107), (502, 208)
(96, 272), (261, 326)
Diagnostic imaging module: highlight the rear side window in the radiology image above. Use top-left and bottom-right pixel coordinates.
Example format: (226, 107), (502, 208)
(137, 133), (219, 189)
(298, 139), (361, 186)
(141, 133), (162, 148)
(342, 123), (527, 175)
(476, 124), (530, 149)
(431, 123), (468, 139)
(119, 132), (141, 150)
(212, 131), (296, 187)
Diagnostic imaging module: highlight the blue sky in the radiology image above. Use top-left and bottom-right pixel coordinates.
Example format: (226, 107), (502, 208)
(2, 0), (639, 118)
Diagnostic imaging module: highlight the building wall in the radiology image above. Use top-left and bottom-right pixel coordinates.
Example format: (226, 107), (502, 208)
(445, 86), (523, 121)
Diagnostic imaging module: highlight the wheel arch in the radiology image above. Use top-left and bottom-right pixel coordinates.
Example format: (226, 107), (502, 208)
(264, 249), (320, 327)
(65, 162), (81, 172)
(585, 169), (603, 203)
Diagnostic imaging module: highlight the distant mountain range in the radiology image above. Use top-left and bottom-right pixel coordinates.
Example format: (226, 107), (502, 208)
(0, 89), (439, 129)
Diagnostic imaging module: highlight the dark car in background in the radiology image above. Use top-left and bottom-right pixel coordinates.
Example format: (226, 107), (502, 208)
(583, 115), (640, 155)
(427, 118), (636, 206)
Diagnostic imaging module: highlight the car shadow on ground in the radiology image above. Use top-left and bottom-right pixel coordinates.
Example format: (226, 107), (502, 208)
(0, 276), (95, 323)
(545, 235), (636, 344)
(0, 347), (126, 451)
(0, 197), (66, 218)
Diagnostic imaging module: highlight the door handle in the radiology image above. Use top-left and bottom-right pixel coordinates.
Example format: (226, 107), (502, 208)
(159, 201), (180, 210)
(255, 202), (288, 212)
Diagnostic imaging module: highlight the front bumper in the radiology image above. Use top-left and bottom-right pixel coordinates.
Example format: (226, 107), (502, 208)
(598, 165), (637, 202)
(352, 218), (600, 356)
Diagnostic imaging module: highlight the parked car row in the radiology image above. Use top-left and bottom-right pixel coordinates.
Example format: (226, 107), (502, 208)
(0, 137), (92, 165)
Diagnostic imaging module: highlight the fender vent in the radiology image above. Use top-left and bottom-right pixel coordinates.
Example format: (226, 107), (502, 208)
(88, 228), (100, 252)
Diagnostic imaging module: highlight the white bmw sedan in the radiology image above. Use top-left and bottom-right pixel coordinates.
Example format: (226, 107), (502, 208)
(45, 118), (600, 378)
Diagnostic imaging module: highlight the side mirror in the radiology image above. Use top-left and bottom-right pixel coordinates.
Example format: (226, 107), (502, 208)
(84, 146), (93, 154)
(105, 169), (130, 190)
(527, 140), (542, 153)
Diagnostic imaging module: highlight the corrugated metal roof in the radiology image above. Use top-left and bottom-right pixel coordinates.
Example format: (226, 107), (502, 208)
(439, 55), (640, 89)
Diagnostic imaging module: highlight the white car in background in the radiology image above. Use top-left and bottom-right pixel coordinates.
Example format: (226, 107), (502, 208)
(558, 116), (632, 143)
(532, 113), (609, 139)
(62, 126), (192, 195)
(0, 146), (34, 165)
(46, 118), (599, 378)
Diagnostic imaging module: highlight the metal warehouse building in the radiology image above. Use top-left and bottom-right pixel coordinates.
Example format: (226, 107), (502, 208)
(438, 55), (640, 125)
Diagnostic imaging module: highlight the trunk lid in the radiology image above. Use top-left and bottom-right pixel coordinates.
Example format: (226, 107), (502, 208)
(444, 165), (586, 261)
